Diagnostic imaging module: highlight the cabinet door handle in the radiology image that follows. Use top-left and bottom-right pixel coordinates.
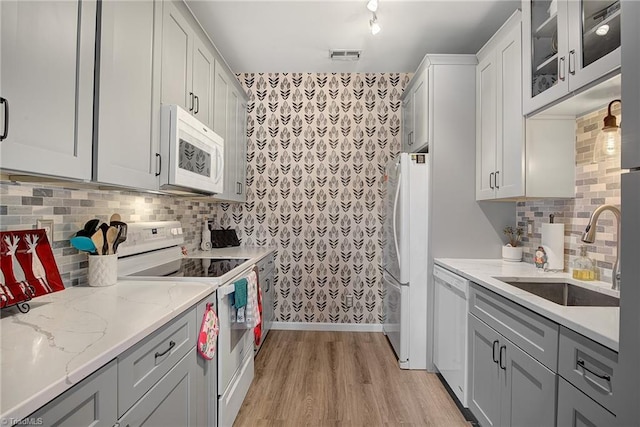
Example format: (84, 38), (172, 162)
(577, 358), (611, 382)
(155, 153), (161, 176)
(489, 172), (495, 189)
(408, 131), (413, 146)
(495, 171), (500, 189)
(492, 340), (500, 364)
(559, 56), (566, 81)
(499, 345), (506, 370)
(189, 92), (194, 112)
(569, 50), (576, 75)
(194, 95), (199, 114)
(0, 97), (8, 141)
(155, 340), (175, 359)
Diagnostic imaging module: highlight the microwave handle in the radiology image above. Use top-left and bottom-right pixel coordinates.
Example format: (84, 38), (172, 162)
(214, 148), (223, 184)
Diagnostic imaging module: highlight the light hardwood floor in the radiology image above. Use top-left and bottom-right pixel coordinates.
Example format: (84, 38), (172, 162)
(234, 330), (471, 426)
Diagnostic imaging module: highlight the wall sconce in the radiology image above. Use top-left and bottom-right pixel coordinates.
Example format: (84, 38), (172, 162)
(592, 99), (621, 163)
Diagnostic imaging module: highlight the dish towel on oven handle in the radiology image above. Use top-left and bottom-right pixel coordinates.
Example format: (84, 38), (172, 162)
(244, 268), (261, 329)
(197, 302), (219, 360)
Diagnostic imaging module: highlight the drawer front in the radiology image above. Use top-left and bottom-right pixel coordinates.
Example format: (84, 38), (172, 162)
(257, 252), (275, 276)
(557, 377), (616, 427)
(558, 326), (618, 413)
(118, 308), (197, 417)
(31, 360), (117, 427)
(118, 348), (198, 427)
(470, 283), (559, 371)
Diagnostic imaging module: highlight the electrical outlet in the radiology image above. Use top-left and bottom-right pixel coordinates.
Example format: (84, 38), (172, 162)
(37, 219), (54, 243)
(345, 294), (353, 308)
(527, 220), (534, 237)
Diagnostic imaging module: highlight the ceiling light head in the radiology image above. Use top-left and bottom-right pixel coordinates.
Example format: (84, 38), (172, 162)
(596, 24), (610, 36)
(366, 0), (378, 12)
(370, 13), (381, 35)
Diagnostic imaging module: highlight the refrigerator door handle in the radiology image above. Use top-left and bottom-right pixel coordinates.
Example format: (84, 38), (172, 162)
(393, 170), (402, 271)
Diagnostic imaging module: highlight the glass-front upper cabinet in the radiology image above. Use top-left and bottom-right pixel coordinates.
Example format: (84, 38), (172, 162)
(522, 0), (621, 115)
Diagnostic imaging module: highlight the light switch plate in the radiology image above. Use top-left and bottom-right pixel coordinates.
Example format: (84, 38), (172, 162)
(527, 220), (534, 237)
(37, 219), (54, 243)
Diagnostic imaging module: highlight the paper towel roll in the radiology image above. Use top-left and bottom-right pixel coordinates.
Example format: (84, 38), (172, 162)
(542, 223), (565, 271)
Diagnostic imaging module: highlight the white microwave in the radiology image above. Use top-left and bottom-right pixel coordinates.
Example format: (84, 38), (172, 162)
(159, 105), (224, 195)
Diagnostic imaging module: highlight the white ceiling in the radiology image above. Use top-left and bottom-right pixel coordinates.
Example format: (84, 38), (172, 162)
(186, 0), (521, 73)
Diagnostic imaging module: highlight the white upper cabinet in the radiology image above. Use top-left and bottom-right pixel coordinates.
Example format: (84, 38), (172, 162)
(94, 0), (162, 191)
(161, 1), (215, 129)
(0, 0), (96, 180)
(523, 0), (621, 115)
(476, 10), (575, 201)
(476, 12), (525, 200)
(401, 68), (429, 153)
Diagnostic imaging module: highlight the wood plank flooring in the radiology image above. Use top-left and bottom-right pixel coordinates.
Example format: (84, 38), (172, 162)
(234, 330), (471, 426)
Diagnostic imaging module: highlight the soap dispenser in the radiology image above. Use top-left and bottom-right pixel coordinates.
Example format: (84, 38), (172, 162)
(572, 245), (595, 281)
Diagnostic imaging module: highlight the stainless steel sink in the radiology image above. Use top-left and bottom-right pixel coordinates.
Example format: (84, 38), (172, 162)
(501, 281), (619, 307)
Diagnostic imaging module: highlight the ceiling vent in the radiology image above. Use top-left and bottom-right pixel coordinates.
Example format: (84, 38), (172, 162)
(329, 49), (362, 61)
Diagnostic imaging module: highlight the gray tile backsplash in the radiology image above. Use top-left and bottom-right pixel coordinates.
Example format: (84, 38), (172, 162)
(516, 104), (621, 281)
(0, 182), (218, 286)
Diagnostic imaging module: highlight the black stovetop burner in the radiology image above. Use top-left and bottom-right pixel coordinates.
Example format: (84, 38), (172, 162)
(127, 258), (251, 278)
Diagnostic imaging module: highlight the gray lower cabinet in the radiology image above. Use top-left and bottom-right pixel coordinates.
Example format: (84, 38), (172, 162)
(24, 303), (210, 427)
(0, 0), (96, 180)
(469, 314), (556, 427)
(94, 0), (161, 190)
(117, 348), (198, 427)
(469, 314), (502, 426)
(557, 377), (616, 427)
(29, 360), (117, 427)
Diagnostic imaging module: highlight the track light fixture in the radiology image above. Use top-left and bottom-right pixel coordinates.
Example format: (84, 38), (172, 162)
(370, 14), (381, 35)
(366, 0), (378, 12)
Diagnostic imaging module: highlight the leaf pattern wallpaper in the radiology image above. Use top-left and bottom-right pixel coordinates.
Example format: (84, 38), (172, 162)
(217, 73), (411, 324)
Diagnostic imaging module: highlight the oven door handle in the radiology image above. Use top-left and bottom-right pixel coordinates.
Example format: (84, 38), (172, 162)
(219, 283), (236, 296)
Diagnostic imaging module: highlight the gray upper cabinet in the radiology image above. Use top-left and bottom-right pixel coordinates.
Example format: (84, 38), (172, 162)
(161, 1), (192, 112)
(214, 67), (248, 202)
(161, 1), (215, 129)
(94, 0), (162, 191)
(0, 0), (96, 180)
(192, 36), (215, 129)
(30, 360), (117, 427)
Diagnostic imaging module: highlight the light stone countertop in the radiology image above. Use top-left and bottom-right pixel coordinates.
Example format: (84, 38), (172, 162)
(0, 280), (215, 423)
(434, 258), (619, 352)
(0, 246), (276, 423)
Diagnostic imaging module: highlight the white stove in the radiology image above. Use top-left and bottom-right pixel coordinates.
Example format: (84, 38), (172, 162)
(117, 221), (255, 427)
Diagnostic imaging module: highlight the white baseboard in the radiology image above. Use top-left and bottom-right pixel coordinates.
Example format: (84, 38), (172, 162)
(270, 321), (384, 332)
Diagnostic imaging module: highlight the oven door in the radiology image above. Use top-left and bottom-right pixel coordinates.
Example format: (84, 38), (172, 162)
(160, 104), (224, 194)
(216, 281), (253, 395)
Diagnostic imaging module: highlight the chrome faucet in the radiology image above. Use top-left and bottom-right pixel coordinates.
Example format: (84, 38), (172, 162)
(581, 204), (621, 290)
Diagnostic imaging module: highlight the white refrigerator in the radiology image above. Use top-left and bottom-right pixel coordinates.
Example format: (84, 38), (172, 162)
(382, 152), (429, 370)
